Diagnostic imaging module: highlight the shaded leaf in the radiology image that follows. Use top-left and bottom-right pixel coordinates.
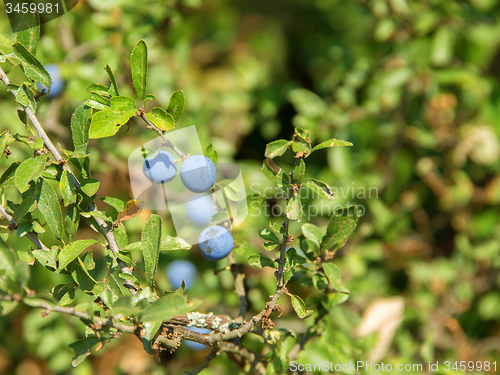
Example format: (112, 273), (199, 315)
(70, 104), (92, 154)
(302, 178), (335, 200)
(12, 43), (51, 87)
(292, 158), (306, 184)
(301, 223), (324, 243)
(259, 228), (280, 244)
(320, 205), (359, 251)
(141, 214), (162, 287)
(322, 262), (349, 294)
(289, 294), (313, 319)
(286, 193), (302, 221)
(60, 169), (76, 206)
(37, 179), (63, 240)
(139, 293), (199, 322)
(58, 239), (98, 271)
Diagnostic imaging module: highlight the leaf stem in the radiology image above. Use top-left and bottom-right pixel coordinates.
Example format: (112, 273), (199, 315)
(139, 112), (187, 160)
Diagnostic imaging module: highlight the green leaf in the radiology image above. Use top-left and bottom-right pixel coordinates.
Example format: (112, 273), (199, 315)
(310, 138), (353, 154)
(70, 104), (92, 154)
(122, 236), (191, 252)
(283, 248), (298, 285)
(139, 293), (199, 322)
(16, 83), (36, 113)
(60, 170), (77, 206)
(87, 83), (110, 97)
(130, 40), (148, 100)
(99, 196), (125, 212)
(69, 336), (103, 367)
(15, 157), (46, 193)
(80, 178), (100, 197)
(301, 223), (324, 243)
(144, 94), (156, 102)
(289, 294), (313, 319)
(58, 239), (98, 271)
(16, 181), (40, 219)
(265, 140), (292, 159)
(111, 296), (141, 317)
(37, 178), (64, 240)
(32, 246), (58, 270)
(0, 131), (10, 159)
(301, 239), (320, 257)
(145, 107), (174, 131)
(142, 320), (162, 354)
(259, 228), (280, 244)
(69, 258), (97, 292)
(89, 96), (136, 139)
(291, 140), (312, 155)
(12, 43), (51, 87)
(80, 210), (112, 223)
(104, 64), (119, 96)
(16, 12), (40, 54)
(292, 158), (306, 184)
(322, 262), (349, 294)
(167, 90), (185, 122)
(302, 179), (335, 200)
(0, 163), (20, 188)
(160, 235), (191, 251)
(141, 214), (162, 287)
(262, 158), (290, 191)
(64, 205), (80, 242)
(205, 143), (218, 164)
(286, 193), (302, 221)
(52, 283), (77, 306)
(248, 254), (278, 268)
(320, 206), (359, 251)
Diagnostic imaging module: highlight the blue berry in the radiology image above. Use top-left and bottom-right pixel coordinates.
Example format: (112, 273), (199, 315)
(180, 155), (216, 193)
(37, 64), (63, 97)
(166, 260), (197, 290)
(186, 195), (216, 225)
(185, 327), (211, 350)
(143, 150), (177, 184)
(198, 225), (234, 261)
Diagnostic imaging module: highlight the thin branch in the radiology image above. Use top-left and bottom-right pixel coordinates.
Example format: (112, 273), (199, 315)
(174, 288), (286, 344)
(276, 173), (294, 288)
(0, 293), (136, 334)
(185, 347), (219, 375)
(0, 66), (139, 296)
(139, 112), (187, 160)
(0, 203), (50, 251)
(227, 252), (248, 321)
(218, 341), (266, 375)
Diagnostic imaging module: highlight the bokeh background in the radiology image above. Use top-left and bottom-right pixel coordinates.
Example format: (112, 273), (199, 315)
(1, 0), (500, 374)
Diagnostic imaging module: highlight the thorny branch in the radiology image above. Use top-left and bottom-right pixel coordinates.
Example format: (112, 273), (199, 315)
(0, 66), (139, 296)
(0, 204), (50, 251)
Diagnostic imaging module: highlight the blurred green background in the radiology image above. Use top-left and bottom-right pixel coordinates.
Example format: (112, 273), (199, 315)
(1, 0), (500, 374)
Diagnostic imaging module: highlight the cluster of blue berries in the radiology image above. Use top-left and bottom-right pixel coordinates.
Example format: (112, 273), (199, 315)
(143, 151), (234, 261)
